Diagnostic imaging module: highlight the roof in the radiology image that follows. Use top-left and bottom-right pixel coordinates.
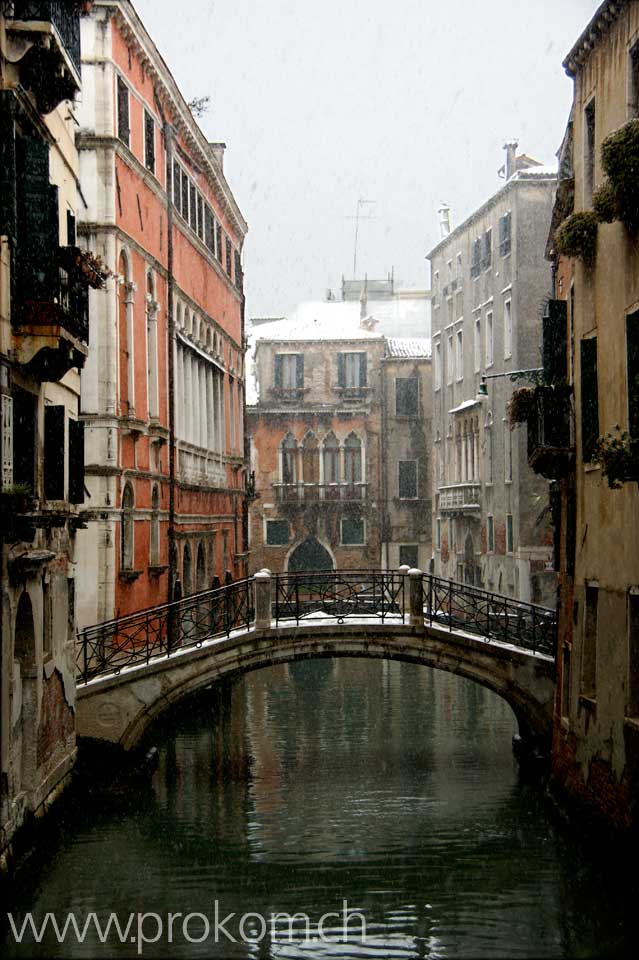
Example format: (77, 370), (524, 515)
(385, 338), (431, 359)
(563, 0), (626, 77)
(449, 398), (482, 415)
(249, 302), (384, 342)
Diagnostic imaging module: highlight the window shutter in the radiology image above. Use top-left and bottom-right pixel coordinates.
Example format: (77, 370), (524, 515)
(117, 78), (130, 143)
(0, 91), (17, 245)
(12, 389), (36, 490)
(295, 354), (304, 389)
(144, 111), (155, 173)
(173, 160), (181, 213)
(580, 338), (599, 462)
(44, 406), (65, 500)
(274, 354), (283, 387)
(216, 223), (222, 262)
(16, 136), (58, 298)
(359, 353), (367, 386)
(337, 353), (345, 387)
(543, 299), (567, 384)
(2, 394), (13, 487)
(627, 311), (639, 438)
(68, 419), (85, 504)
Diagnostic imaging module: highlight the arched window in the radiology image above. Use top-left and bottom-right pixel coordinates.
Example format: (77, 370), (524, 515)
(150, 484), (160, 566)
(323, 432), (340, 486)
(281, 433), (298, 485)
(121, 483), (134, 571)
(118, 250), (134, 416)
(344, 432), (362, 485)
(146, 271), (159, 419)
(183, 542), (192, 596)
(302, 432), (319, 485)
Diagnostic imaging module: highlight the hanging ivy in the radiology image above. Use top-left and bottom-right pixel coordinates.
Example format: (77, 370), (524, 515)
(554, 212), (599, 265)
(507, 387), (536, 428)
(593, 430), (639, 488)
(596, 119), (639, 232)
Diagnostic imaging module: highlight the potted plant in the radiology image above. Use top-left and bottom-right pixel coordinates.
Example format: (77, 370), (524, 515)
(593, 430), (639, 488)
(507, 387), (537, 428)
(554, 211), (599, 265)
(598, 119), (639, 233)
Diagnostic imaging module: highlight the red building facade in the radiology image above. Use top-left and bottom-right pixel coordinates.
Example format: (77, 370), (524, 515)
(75, 1), (248, 628)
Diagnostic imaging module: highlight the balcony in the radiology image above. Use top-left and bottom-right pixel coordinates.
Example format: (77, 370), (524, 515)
(4, 1), (82, 112)
(13, 245), (90, 380)
(527, 386), (574, 480)
(438, 482), (481, 514)
(273, 482), (368, 504)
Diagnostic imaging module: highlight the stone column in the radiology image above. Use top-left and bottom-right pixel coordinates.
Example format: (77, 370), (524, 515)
(254, 570), (272, 631)
(399, 564), (410, 619)
(409, 567), (424, 628)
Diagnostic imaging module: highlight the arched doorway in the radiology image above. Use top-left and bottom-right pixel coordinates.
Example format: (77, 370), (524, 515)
(14, 591), (37, 797)
(287, 538), (334, 572)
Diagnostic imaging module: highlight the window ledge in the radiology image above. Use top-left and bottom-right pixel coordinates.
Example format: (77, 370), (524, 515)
(119, 569), (142, 583)
(579, 694), (597, 711)
(148, 564), (168, 577)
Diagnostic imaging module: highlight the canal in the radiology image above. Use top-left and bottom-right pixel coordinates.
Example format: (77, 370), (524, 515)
(3, 659), (636, 958)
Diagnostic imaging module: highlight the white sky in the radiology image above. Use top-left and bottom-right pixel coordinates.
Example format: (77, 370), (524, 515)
(133, 0), (601, 319)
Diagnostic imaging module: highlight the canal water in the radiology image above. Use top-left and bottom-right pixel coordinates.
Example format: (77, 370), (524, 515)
(3, 659), (637, 958)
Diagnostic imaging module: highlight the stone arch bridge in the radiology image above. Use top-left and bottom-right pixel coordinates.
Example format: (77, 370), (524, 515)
(75, 569), (557, 753)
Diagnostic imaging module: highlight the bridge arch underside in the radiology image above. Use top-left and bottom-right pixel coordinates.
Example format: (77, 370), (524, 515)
(77, 624), (556, 753)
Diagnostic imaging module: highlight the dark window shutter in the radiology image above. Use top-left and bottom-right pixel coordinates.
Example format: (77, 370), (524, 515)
(68, 419), (85, 504)
(66, 210), (76, 246)
(399, 460), (417, 498)
(216, 223), (222, 262)
(173, 160), (181, 213)
(337, 353), (345, 387)
(627, 311), (639, 438)
(117, 78), (130, 143)
(295, 354), (304, 389)
(44, 406), (65, 500)
(144, 111), (155, 173)
(543, 299), (568, 384)
(16, 136), (58, 297)
(189, 181), (196, 227)
(0, 91), (17, 244)
(274, 354), (283, 387)
(580, 338), (599, 462)
(205, 205), (215, 253)
(181, 170), (189, 219)
(225, 236), (232, 277)
(12, 388), (36, 491)
(359, 352), (367, 386)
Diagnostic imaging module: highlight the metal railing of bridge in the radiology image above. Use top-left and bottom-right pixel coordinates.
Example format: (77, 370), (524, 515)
(76, 570), (556, 684)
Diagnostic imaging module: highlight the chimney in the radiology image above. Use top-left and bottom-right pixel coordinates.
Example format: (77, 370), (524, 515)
(503, 140), (519, 180)
(209, 142), (226, 170)
(438, 203), (451, 238)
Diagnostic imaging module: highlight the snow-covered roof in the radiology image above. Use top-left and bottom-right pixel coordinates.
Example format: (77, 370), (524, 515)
(249, 301), (383, 342)
(449, 398), (482, 415)
(512, 164), (558, 180)
(385, 338), (431, 359)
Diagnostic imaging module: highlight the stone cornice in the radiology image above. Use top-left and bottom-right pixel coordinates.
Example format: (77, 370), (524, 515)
(563, 0), (625, 78)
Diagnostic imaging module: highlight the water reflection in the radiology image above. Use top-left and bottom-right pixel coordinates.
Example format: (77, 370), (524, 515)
(3, 659), (636, 958)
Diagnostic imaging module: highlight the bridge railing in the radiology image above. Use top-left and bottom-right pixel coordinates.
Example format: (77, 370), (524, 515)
(423, 574), (556, 657)
(77, 578), (254, 683)
(272, 569), (406, 625)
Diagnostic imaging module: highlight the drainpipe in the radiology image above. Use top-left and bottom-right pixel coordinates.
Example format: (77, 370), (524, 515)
(161, 114), (177, 603)
(380, 357), (389, 569)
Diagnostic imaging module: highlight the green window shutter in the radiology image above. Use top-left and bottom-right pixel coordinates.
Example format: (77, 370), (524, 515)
(295, 354), (304, 389)
(0, 91), (17, 245)
(359, 353), (367, 386)
(68, 419), (85, 504)
(16, 136), (58, 298)
(337, 353), (345, 387)
(274, 354), (283, 387)
(12, 388), (36, 491)
(580, 338), (599, 462)
(543, 300), (567, 384)
(44, 405), (65, 501)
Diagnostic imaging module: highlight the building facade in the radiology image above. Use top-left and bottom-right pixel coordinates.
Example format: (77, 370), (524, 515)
(1, 1), (93, 868)
(75, 0), (248, 629)
(427, 152), (557, 604)
(547, 0), (639, 831)
(247, 309), (431, 574)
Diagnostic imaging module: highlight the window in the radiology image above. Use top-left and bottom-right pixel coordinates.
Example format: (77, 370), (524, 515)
(481, 228), (492, 272)
(584, 98), (596, 206)
(434, 341), (442, 390)
(447, 333), (454, 384)
(144, 110), (155, 174)
(561, 647), (571, 720)
(44, 405), (65, 500)
(485, 425), (493, 483)
(399, 545), (419, 568)
(181, 165), (189, 219)
(266, 519), (290, 545)
(504, 418), (512, 482)
(2, 393), (12, 488)
(506, 514), (514, 553)
(395, 377), (418, 416)
(582, 584), (598, 697)
(146, 273), (159, 419)
(436, 518), (442, 550)
(341, 516), (365, 545)
(197, 194), (204, 240)
(301, 432), (319, 485)
(117, 77), (130, 146)
(234, 249), (243, 290)
(487, 515), (494, 552)
(627, 311), (639, 437)
(628, 594), (639, 716)
(344, 432), (362, 484)
(398, 460), (417, 499)
(189, 182), (197, 230)
(225, 236), (232, 278)
(121, 483), (134, 571)
(274, 353), (304, 394)
(12, 388), (36, 491)
(456, 252), (462, 275)
(629, 42), (639, 118)
(474, 317), (481, 373)
(150, 485), (160, 565)
(470, 238), (481, 279)
(580, 337), (599, 461)
(455, 329), (463, 381)
(499, 211), (511, 257)
(323, 432), (340, 484)
(205, 205), (215, 255)
(485, 311), (494, 367)
(281, 433), (297, 484)
(338, 352), (367, 391)
(216, 222), (222, 263)
(173, 160), (182, 215)
(504, 299), (512, 359)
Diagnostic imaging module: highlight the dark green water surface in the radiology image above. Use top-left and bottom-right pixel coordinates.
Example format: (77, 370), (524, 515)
(3, 659), (636, 958)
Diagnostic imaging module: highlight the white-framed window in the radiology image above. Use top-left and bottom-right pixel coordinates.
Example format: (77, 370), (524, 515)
(274, 353), (304, 393)
(455, 329), (463, 381)
(121, 482), (135, 571)
(447, 333), (454, 385)
(338, 352), (367, 390)
(504, 298), (512, 359)
(399, 544), (419, 569)
(341, 516), (365, 545)
(434, 340), (442, 390)
(487, 514), (494, 553)
(474, 316), (481, 373)
(485, 311), (494, 367)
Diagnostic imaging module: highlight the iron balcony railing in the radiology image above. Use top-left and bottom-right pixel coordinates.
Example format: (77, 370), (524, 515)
(423, 575), (556, 657)
(437, 482), (481, 512)
(527, 385), (574, 480)
(273, 481), (368, 503)
(273, 569), (405, 625)
(77, 578), (254, 684)
(5, 1), (81, 76)
(17, 245), (89, 343)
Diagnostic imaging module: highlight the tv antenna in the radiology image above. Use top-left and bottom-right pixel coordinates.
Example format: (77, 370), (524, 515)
(345, 198), (376, 278)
